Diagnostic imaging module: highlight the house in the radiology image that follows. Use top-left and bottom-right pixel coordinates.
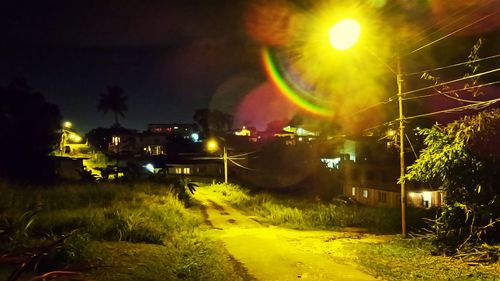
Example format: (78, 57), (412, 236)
(163, 158), (223, 177)
(323, 135), (442, 208)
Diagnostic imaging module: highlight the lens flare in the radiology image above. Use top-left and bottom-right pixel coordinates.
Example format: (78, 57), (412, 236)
(261, 47), (334, 117)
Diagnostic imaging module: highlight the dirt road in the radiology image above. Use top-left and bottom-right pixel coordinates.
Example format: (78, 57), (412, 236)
(194, 187), (387, 281)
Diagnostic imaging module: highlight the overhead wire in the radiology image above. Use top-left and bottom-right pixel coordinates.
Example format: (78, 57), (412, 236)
(404, 98), (500, 121)
(404, 54), (500, 76)
(402, 67), (500, 96)
(402, 80), (500, 102)
(402, 10), (499, 57)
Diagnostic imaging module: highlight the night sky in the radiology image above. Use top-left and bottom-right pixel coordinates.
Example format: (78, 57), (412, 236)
(1, 0), (499, 133)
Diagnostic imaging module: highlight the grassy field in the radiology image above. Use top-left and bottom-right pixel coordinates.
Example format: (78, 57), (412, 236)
(202, 183), (499, 280)
(0, 180), (250, 281)
(203, 183), (434, 233)
(1, 181), (497, 280)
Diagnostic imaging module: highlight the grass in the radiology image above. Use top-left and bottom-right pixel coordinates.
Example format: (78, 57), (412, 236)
(204, 183), (434, 233)
(0, 180), (250, 280)
(205, 183), (499, 280)
(351, 238), (499, 280)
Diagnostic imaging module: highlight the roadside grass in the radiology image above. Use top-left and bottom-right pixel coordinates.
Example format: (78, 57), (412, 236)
(204, 183), (433, 233)
(0, 180), (249, 280)
(351, 238), (499, 281)
(206, 183), (499, 279)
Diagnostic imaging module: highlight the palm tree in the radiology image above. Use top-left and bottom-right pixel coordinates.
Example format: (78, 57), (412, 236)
(97, 86), (128, 126)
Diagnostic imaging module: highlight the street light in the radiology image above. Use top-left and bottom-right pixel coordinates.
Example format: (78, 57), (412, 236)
(328, 18), (361, 50)
(328, 19), (407, 236)
(206, 139), (228, 184)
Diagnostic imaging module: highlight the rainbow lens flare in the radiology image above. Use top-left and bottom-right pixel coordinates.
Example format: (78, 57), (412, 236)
(261, 47), (334, 117)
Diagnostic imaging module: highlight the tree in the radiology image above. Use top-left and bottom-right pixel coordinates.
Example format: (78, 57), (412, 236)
(404, 109), (500, 254)
(0, 78), (62, 179)
(97, 86), (128, 126)
(193, 108), (233, 137)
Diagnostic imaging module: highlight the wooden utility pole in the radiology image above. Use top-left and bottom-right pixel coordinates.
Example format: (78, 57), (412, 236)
(397, 56), (407, 237)
(223, 146), (228, 184)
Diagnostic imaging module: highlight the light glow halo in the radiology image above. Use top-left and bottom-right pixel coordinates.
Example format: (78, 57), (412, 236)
(328, 18), (361, 50)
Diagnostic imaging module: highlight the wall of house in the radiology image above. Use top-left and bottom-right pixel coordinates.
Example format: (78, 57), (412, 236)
(344, 185), (400, 207)
(167, 163), (222, 176)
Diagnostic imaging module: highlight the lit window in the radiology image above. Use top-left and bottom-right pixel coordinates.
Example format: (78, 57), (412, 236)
(175, 168), (181, 174)
(351, 187), (356, 196)
(183, 168), (190, 174)
(362, 189), (369, 198)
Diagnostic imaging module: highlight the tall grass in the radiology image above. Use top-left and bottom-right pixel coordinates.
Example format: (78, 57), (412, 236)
(0, 180), (248, 280)
(205, 183), (434, 233)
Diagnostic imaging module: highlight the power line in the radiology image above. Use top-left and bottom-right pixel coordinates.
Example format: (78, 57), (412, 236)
(408, 4), (484, 47)
(404, 54), (500, 76)
(404, 98), (500, 121)
(402, 80), (500, 102)
(403, 67), (500, 96)
(228, 158), (261, 172)
(403, 10), (499, 57)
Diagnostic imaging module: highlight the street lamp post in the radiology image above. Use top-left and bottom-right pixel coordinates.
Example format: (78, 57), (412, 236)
(207, 139), (228, 184)
(329, 18), (407, 236)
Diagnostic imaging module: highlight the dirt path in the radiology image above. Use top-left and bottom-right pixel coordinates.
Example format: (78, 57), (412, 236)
(194, 187), (388, 281)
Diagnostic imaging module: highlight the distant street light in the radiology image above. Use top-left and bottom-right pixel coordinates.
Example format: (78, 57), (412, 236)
(206, 139), (228, 184)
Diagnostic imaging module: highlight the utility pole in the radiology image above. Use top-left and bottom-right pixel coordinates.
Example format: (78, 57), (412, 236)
(397, 55), (407, 237)
(223, 146), (228, 184)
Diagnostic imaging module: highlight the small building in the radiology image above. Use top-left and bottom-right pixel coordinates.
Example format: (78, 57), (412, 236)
(165, 159), (223, 177)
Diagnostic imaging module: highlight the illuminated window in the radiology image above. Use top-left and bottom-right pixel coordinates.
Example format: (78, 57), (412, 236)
(362, 189), (369, 198)
(351, 187), (356, 196)
(175, 168), (181, 174)
(377, 191), (387, 202)
(183, 168), (190, 174)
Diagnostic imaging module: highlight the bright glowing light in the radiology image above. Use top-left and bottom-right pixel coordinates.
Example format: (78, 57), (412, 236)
(144, 163), (154, 173)
(191, 133), (200, 142)
(69, 133), (82, 142)
(206, 139), (219, 152)
(328, 19), (361, 50)
(63, 121), (72, 128)
(387, 129), (396, 137)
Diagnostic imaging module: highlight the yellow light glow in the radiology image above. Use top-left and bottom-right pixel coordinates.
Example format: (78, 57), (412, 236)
(69, 133), (82, 142)
(387, 129), (396, 137)
(207, 139), (219, 152)
(328, 19), (361, 50)
(64, 121), (72, 128)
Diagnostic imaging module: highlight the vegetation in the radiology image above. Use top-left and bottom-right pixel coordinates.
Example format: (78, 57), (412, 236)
(97, 86), (128, 126)
(204, 183), (434, 233)
(405, 109), (500, 257)
(0, 78), (61, 179)
(353, 238), (499, 281)
(0, 181), (248, 281)
(193, 108), (233, 137)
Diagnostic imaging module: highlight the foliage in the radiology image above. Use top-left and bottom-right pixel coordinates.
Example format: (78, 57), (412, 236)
(97, 85), (128, 126)
(353, 238), (498, 281)
(193, 108), (233, 137)
(206, 183), (432, 233)
(0, 78), (62, 179)
(0, 181), (247, 280)
(404, 109), (500, 254)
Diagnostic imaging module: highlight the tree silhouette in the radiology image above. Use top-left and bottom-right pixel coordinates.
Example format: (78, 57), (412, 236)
(0, 78), (61, 179)
(193, 109), (233, 137)
(97, 86), (128, 126)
